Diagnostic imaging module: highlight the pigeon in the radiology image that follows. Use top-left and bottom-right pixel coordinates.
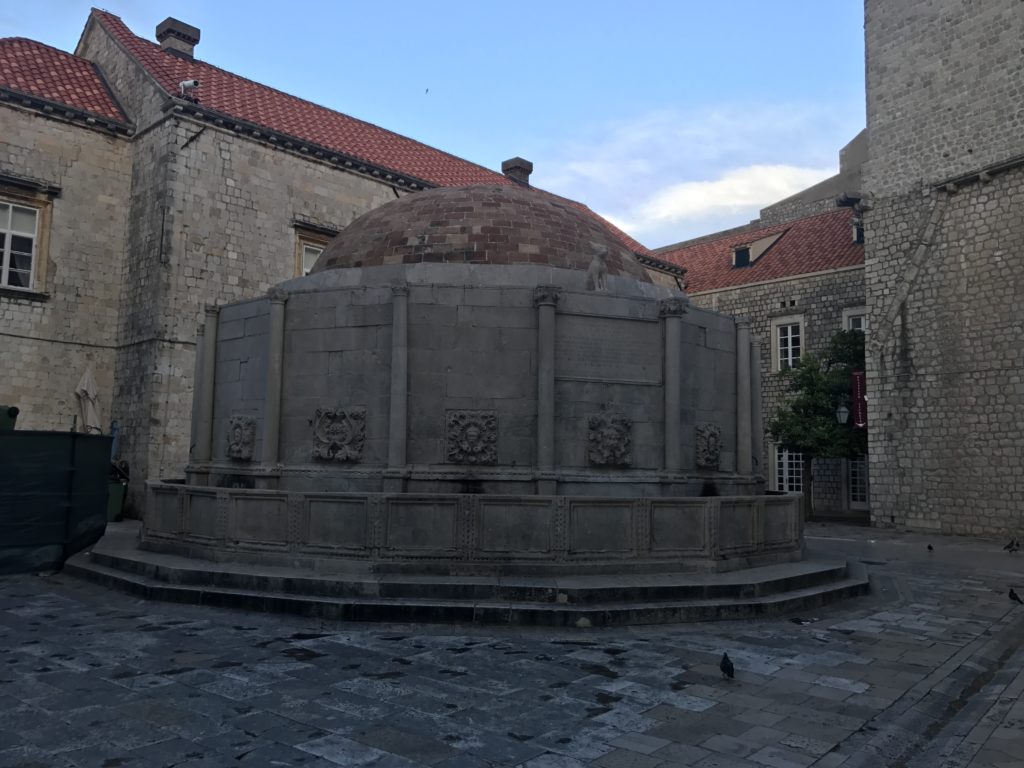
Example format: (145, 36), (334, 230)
(1010, 588), (1023, 605)
(1003, 539), (1015, 551)
(719, 652), (735, 679)
(1012, 539), (1021, 553)
(927, 544), (933, 552)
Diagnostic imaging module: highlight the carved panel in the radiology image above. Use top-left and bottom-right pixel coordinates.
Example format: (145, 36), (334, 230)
(446, 410), (497, 464)
(312, 407), (366, 462)
(226, 414), (256, 461)
(588, 411), (632, 467)
(695, 422), (722, 470)
(658, 296), (690, 317)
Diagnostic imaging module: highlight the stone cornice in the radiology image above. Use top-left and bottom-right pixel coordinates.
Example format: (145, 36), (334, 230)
(0, 87), (134, 136)
(932, 152), (1024, 192)
(0, 171), (62, 198)
(164, 97), (437, 192)
(637, 253), (686, 276)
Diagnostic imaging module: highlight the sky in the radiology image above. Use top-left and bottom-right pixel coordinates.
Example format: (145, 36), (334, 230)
(4, 1), (866, 249)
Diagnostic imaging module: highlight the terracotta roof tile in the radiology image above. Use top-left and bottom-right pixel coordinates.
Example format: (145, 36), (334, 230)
(0, 37), (126, 123)
(93, 10), (510, 188)
(657, 208), (863, 293)
(91, 10), (649, 255)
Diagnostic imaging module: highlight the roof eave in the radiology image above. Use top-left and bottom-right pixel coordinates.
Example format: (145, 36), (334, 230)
(0, 86), (133, 135)
(163, 97), (437, 190)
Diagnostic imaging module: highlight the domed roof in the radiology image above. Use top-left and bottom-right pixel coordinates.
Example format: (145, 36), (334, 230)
(311, 185), (651, 281)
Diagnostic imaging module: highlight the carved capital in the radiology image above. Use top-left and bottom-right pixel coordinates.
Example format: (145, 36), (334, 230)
(735, 316), (752, 329)
(533, 285), (562, 307)
(658, 296), (689, 317)
(204, 304), (221, 317)
(267, 287), (289, 304)
(391, 285), (410, 298)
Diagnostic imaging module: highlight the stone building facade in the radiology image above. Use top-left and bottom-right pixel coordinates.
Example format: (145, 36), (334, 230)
(655, 133), (868, 519)
(1, 11), (664, 512)
(657, 208), (867, 520)
(862, 0), (1024, 534)
(0, 40), (132, 437)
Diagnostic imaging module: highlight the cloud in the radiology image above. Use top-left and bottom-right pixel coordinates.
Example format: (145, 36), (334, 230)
(625, 162), (834, 223)
(531, 102), (861, 248)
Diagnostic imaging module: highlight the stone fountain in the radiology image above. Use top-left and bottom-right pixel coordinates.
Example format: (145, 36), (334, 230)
(69, 186), (866, 624)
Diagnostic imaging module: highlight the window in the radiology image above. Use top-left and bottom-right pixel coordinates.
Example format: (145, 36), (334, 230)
(0, 202), (38, 289)
(293, 223), (335, 277)
(300, 242), (324, 276)
(775, 447), (803, 493)
(731, 231), (785, 268)
(848, 455), (868, 508)
(770, 314), (803, 371)
(842, 306), (867, 333)
(295, 234), (328, 277)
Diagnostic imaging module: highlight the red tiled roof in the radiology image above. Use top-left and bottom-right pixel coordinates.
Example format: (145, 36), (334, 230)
(656, 208), (863, 293)
(0, 38), (126, 123)
(93, 10), (510, 188)
(90, 10), (650, 255)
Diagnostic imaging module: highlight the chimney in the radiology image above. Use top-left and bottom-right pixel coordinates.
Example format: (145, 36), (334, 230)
(156, 18), (201, 59)
(502, 157), (533, 186)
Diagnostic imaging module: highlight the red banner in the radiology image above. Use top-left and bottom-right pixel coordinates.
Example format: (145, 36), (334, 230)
(852, 371), (867, 428)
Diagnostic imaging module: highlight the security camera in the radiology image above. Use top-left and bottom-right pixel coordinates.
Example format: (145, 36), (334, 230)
(179, 79), (199, 94)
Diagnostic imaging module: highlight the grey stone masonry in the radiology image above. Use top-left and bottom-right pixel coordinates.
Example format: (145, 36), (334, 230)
(0, 104), (130, 434)
(863, 0), (1024, 534)
(688, 267), (866, 515)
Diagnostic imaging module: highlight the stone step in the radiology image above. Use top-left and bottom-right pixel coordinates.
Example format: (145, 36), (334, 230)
(64, 547), (869, 627)
(83, 547), (851, 605)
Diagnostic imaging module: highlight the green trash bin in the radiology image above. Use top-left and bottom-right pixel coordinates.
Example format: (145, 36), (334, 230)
(0, 406), (19, 431)
(107, 481), (127, 521)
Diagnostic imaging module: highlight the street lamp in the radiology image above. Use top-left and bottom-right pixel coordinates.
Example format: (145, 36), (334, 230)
(836, 404), (850, 425)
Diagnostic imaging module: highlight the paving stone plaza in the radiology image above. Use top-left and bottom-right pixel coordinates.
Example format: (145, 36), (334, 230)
(3, 525), (1024, 768)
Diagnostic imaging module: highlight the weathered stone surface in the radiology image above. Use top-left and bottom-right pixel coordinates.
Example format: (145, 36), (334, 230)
(863, 0), (1024, 534)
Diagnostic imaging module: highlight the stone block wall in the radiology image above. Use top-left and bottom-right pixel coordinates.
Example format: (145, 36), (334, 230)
(864, 0), (1024, 198)
(688, 267), (866, 515)
(863, 0), (1024, 534)
(212, 298), (270, 466)
(864, 169), (1024, 533)
(76, 16), (168, 131)
(195, 265), (755, 498)
(0, 106), (129, 432)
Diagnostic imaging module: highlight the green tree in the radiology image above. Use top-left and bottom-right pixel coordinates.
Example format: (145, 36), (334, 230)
(768, 330), (866, 518)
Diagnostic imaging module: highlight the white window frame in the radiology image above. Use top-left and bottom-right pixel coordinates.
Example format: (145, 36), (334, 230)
(842, 306), (867, 333)
(770, 313), (804, 371)
(847, 454), (869, 510)
(300, 242), (324, 276)
(294, 230), (329, 277)
(772, 445), (803, 493)
(0, 201), (39, 291)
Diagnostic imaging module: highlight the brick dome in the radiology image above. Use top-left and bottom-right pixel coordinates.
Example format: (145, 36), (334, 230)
(310, 184), (651, 281)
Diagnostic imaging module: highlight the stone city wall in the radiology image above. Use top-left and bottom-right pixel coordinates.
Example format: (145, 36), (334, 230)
(864, 0), (1024, 198)
(863, 0), (1024, 534)
(864, 168), (1024, 533)
(0, 105), (130, 432)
